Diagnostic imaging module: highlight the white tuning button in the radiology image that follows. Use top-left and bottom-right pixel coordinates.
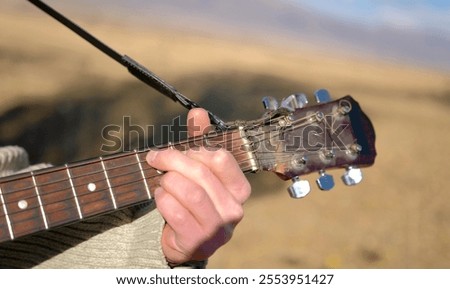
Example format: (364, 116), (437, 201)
(341, 166), (363, 186)
(262, 96), (279, 110)
(316, 170), (335, 191)
(287, 176), (311, 199)
(280, 93), (308, 111)
(314, 89), (332, 103)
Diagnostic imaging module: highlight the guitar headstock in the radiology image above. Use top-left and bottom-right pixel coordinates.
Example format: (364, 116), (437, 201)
(244, 89), (376, 198)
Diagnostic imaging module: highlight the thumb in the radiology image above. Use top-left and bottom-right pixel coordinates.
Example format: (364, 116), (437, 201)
(187, 108), (212, 137)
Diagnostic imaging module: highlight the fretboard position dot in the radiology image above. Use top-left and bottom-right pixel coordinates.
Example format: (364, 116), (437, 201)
(87, 183), (96, 192)
(18, 200), (28, 210)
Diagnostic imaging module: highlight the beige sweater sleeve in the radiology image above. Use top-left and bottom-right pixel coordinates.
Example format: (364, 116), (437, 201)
(0, 203), (169, 268)
(34, 203), (170, 269)
(0, 146), (170, 269)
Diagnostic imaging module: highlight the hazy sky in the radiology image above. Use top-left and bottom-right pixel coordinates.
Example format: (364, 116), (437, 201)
(291, 0), (450, 35)
(38, 0), (450, 36)
(21, 0), (450, 71)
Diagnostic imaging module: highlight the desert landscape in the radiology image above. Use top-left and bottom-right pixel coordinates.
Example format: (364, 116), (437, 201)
(1, 3), (449, 268)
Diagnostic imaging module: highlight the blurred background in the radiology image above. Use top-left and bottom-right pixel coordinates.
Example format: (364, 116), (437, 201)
(1, 0), (449, 268)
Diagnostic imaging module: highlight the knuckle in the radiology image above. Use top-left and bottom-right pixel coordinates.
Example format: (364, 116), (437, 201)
(240, 180), (252, 201)
(159, 171), (178, 189)
(171, 210), (189, 226)
(189, 186), (208, 206)
(233, 206), (244, 222)
(227, 203), (244, 223)
(230, 179), (252, 204)
(204, 221), (225, 243)
(148, 149), (175, 168)
(210, 149), (231, 167)
(191, 162), (212, 180)
(201, 224), (217, 241)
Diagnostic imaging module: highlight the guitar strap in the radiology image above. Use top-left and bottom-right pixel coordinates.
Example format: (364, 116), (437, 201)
(27, 0), (229, 131)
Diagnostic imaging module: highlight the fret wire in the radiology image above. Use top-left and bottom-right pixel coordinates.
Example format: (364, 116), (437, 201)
(0, 140), (258, 209)
(134, 149), (152, 200)
(66, 164), (83, 219)
(22, 173), (159, 218)
(6, 175), (151, 218)
(0, 134), (282, 210)
(0, 178), (156, 228)
(40, 172), (158, 213)
(1, 148), (312, 219)
(0, 114), (324, 233)
(0, 153), (258, 226)
(0, 153), (258, 219)
(0, 115), (314, 195)
(0, 130), (249, 196)
(41, 133), (247, 191)
(100, 156), (118, 210)
(0, 186), (14, 240)
(0, 166), (154, 215)
(13, 164), (146, 200)
(30, 171), (49, 230)
(0, 153), (263, 230)
(6, 133), (246, 195)
(0, 129), (263, 217)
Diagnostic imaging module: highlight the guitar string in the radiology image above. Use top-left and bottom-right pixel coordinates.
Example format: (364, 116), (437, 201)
(0, 160), (258, 224)
(0, 114), (319, 211)
(0, 114), (329, 224)
(1, 109), (327, 193)
(0, 140), (263, 217)
(0, 143), (353, 233)
(0, 142), (350, 225)
(0, 130), (240, 192)
(0, 134), (251, 202)
(0, 147), (257, 216)
(0, 113), (315, 195)
(0, 143), (343, 208)
(0, 127), (335, 221)
(0, 115), (334, 222)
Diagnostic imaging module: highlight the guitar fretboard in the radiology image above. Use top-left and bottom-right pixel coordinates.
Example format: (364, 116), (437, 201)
(0, 96), (378, 244)
(0, 129), (257, 243)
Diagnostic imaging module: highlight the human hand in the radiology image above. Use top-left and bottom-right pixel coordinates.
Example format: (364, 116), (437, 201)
(146, 108), (251, 265)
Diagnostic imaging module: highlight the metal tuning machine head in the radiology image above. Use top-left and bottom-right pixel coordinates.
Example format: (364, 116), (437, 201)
(316, 170), (335, 191)
(314, 89), (332, 103)
(288, 177), (311, 199)
(262, 96), (279, 111)
(341, 166), (363, 186)
(280, 93), (309, 111)
(252, 89), (376, 200)
(263, 93), (309, 112)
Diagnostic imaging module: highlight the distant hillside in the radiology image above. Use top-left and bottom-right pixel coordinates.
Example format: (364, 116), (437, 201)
(11, 0), (450, 72)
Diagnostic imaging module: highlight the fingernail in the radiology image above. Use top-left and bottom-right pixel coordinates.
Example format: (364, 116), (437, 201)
(154, 186), (163, 196)
(146, 150), (159, 163)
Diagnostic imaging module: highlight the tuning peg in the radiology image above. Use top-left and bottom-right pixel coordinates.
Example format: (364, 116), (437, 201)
(262, 96), (279, 110)
(287, 176), (311, 199)
(280, 93), (308, 111)
(341, 166), (363, 186)
(314, 89), (332, 103)
(316, 170), (335, 191)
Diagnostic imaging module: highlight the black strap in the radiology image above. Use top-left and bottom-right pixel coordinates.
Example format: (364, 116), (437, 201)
(28, 0), (229, 131)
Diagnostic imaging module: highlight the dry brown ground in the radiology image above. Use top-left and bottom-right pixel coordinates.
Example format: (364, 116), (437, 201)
(1, 8), (450, 268)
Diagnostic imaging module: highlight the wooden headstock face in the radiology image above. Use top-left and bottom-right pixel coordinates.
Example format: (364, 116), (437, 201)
(246, 94), (376, 197)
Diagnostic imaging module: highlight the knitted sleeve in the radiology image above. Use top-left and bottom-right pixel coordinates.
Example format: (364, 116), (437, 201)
(0, 146), (170, 269)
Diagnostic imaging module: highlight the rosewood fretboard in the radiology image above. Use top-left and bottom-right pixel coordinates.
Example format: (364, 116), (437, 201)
(0, 129), (257, 243)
